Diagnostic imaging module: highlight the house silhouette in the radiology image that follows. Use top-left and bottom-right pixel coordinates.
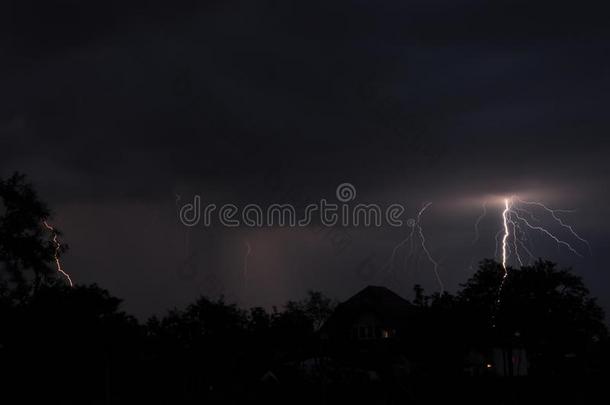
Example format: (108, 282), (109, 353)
(321, 285), (415, 342)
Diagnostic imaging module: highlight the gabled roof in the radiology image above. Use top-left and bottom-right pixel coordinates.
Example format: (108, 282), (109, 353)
(321, 286), (414, 336)
(345, 286), (412, 311)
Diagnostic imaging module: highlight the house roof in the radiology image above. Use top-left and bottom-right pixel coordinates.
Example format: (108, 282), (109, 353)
(321, 286), (414, 336)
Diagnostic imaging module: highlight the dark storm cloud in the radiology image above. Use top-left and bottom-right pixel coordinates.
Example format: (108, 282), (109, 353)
(2, 1), (608, 193)
(1, 1), (609, 316)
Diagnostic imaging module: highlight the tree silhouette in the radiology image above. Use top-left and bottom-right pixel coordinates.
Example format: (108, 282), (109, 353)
(3, 283), (140, 404)
(2, 172), (609, 403)
(457, 259), (607, 374)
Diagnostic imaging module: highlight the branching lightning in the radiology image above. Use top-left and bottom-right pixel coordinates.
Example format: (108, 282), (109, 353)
(42, 220), (73, 287)
(387, 202), (444, 294)
(497, 196), (589, 272)
(515, 198), (591, 255)
(491, 196), (590, 319)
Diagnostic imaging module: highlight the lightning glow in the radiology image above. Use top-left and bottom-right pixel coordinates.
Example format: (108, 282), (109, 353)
(42, 220), (73, 287)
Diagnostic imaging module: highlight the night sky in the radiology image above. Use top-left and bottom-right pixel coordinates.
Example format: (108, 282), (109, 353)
(1, 0), (609, 319)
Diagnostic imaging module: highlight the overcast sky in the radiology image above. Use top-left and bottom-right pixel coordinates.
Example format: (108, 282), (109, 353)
(1, 0), (609, 318)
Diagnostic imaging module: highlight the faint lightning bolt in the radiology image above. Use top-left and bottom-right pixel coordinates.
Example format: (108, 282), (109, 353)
(42, 220), (73, 287)
(517, 239), (535, 263)
(493, 228), (503, 259)
(385, 203), (443, 293)
(415, 203), (444, 294)
(387, 221), (415, 269)
(512, 212), (583, 257)
(509, 210), (523, 267)
(472, 201), (487, 245)
(515, 207), (538, 223)
(515, 198), (591, 255)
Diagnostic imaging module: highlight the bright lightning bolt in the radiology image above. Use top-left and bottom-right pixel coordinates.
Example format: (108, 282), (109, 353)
(42, 220), (73, 287)
(493, 198), (514, 327)
(501, 198), (511, 272)
(495, 196), (589, 270)
(491, 195), (590, 325)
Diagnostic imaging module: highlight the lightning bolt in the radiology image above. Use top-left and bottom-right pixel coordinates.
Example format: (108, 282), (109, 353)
(512, 212), (583, 257)
(492, 198), (513, 327)
(499, 198), (511, 287)
(415, 203), (444, 294)
(492, 196), (589, 325)
(42, 220), (73, 287)
(515, 198), (591, 255)
(386, 203), (444, 294)
(472, 201), (487, 245)
(387, 222), (415, 270)
(501, 198), (511, 272)
(497, 196), (588, 269)
(493, 228), (503, 259)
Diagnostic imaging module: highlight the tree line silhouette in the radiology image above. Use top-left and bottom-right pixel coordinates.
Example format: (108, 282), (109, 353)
(1, 173), (609, 404)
